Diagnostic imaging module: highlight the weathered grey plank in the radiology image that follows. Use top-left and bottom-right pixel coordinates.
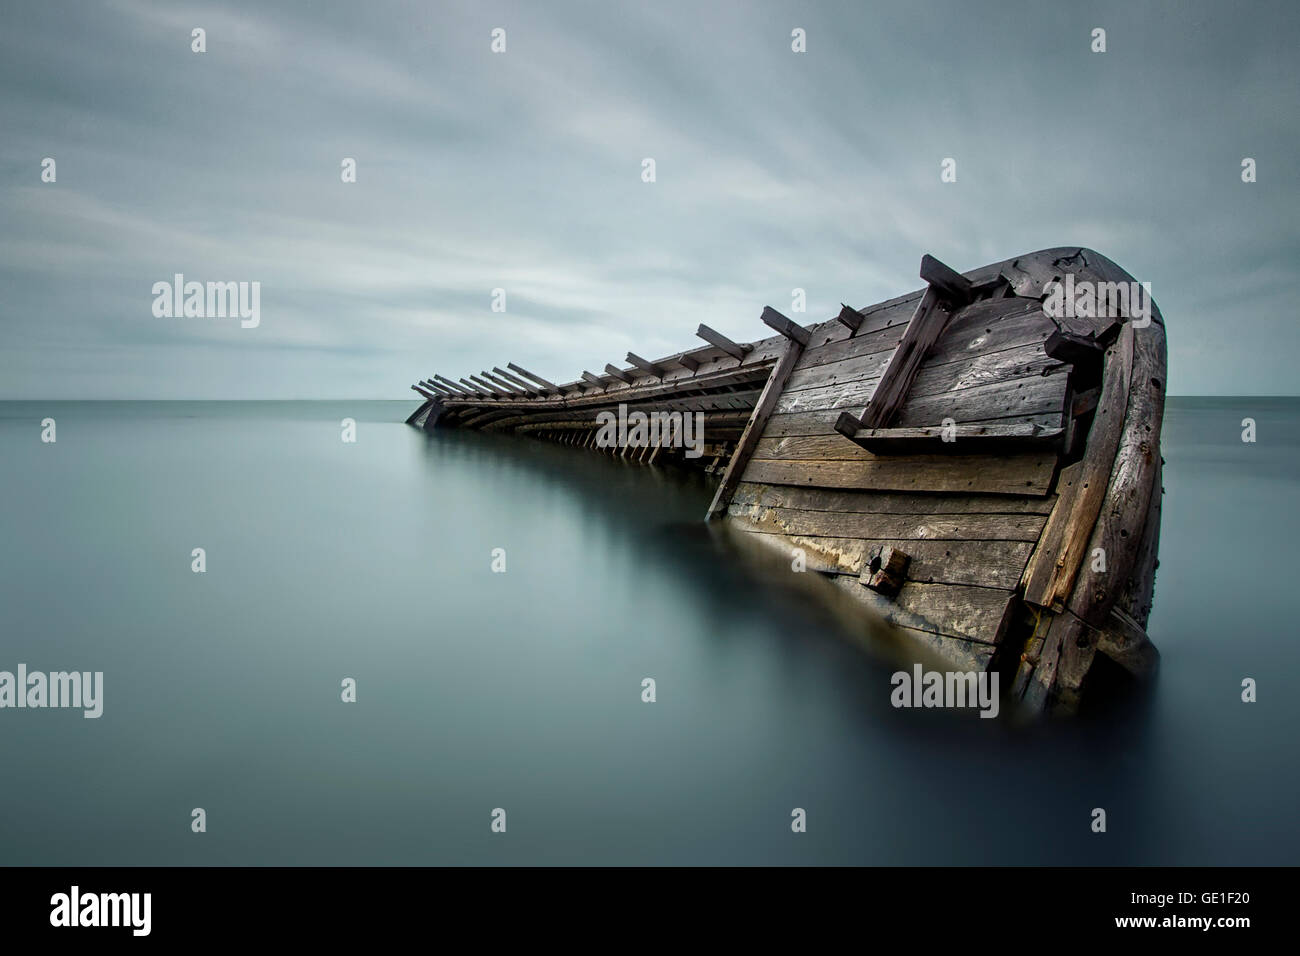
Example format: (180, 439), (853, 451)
(707, 338), (805, 519)
(730, 505), (1046, 542)
(728, 481), (1057, 515)
(1022, 324), (1135, 609)
(743, 452), (1058, 496)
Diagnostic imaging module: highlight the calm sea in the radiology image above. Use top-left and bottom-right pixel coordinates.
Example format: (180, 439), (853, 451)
(1, 398), (1296, 865)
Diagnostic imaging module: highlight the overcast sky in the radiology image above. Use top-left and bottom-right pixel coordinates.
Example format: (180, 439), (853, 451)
(1, 0), (1296, 398)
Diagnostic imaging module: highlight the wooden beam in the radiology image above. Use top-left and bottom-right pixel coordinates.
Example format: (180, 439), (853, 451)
(706, 338), (806, 520)
(604, 363), (634, 385)
(836, 303), (863, 332)
(459, 377), (490, 397)
(842, 422), (1065, 453)
(468, 375), (503, 396)
(919, 253), (974, 305)
(842, 285), (951, 432)
(422, 380), (459, 398)
(492, 367), (541, 395)
(411, 384), (438, 401)
(1022, 324), (1136, 610)
(507, 363), (560, 394)
(859, 545), (910, 597)
(1044, 328), (1106, 367)
(677, 354), (701, 372)
(626, 352), (664, 378)
(760, 306), (811, 347)
(580, 371), (605, 389)
(434, 375), (473, 396)
(481, 371), (524, 395)
(696, 324), (751, 362)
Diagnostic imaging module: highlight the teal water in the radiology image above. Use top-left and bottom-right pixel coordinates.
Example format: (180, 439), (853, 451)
(0, 399), (1296, 865)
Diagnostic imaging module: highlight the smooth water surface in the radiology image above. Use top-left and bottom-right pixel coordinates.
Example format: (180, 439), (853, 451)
(0, 399), (1296, 864)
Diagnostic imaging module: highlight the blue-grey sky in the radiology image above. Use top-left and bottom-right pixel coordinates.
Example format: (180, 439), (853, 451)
(2, 0), (1296, 398)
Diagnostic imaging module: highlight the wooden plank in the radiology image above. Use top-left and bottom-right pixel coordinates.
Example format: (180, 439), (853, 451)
(507, 363), (560, 394)
(580, 371), (606, 388)
(707, 338), (805, 519)
(919, 253), (975, 304)
(481, 371), (523, 394)
(743, 452), (1058, 496)
(762, 408), (1064, 440)
(760, 306), (811, 346)
(626, 352), (663, 378)
(783, 345), (896, 394)
(696, 323), (751, 361)
(836, 304), (863, 331)
(896, 372), (1069, 426)
(468, 375), (503, 396)
(891, 582), (1015, 644)
(434, 374), (473, 396)
(1022, 324), (1135, 609)
(730, 505), (1047, 541)
(853, 286), (951, 429)
(604, 363), (634, 385)
(847, 423), (1064, 454)
(908, 341), (1065, 399)
(728, 481), (1056, 516)
(492, 367), (541, 395)
(731, 528), (1034, 589)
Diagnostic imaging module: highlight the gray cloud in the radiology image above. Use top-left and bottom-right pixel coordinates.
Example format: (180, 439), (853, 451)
(1, 0), (1297, 397)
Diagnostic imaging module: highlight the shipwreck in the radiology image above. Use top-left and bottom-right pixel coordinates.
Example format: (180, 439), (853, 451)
(406, 247), (1166, 717)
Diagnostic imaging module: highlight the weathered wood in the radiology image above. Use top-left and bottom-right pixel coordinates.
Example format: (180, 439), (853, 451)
(873, 581), (1015, 645)
(425, 380), (462, 398)
(760, 307), (812, 347)
(459, 377), (490, 397)
(491, 368), (541, 395)
(626, 352), (664, 378)
(729, 481), (1056, 516)
(1022, 324), (1135, 610)
(706, 338), (805, 519)
(850, 286), (952, 430)
(763, 407), (1064, 440)
(1044, 328), (1106, 367)
(919, 253), (975, 305)
(860, 545), (910, 596)
(729, 527), (1035, 589)
(481, 371), (523, 395)
(696, 323), (751, 361)
(743, 451), (1058, 496)
(434, 374), (474, 396)
(845, 422), (1064, 454)
(580, 371), (606, 388)
(731, 504), (1046, 542)
(468, 375), (503, 396)
(677, 354), (700, 372)
(507, 363), (561, 394)
(604, 364), (634, 385)
(405, 398), (434, 425)
(835, 303), (863, 331)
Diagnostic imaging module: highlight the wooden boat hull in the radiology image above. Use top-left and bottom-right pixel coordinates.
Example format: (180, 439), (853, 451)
(408, 247), (1166, 716)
